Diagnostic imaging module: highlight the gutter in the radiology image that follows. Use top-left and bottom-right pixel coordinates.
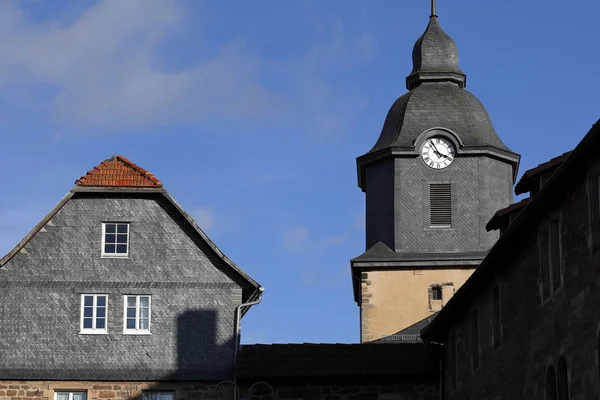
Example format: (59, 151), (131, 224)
(232, 287), (265, 390)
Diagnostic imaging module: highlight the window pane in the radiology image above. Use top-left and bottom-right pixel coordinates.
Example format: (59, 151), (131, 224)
(127, 319), (136, 329)
(96, 318), (105, 329)
(140, 308), (149, 319)
(557, 357), (569, 400)
(84, 296), (93, 307)
(117, 234), (128, 244)
(140, 297), (149, 307)
(83, 318), (93, 329)
(550, 218), (561, 291)
(72, 393), (87, 400)
(83, 307), (93, 318)
(539, 229), (551, 300)
(97, 296), (106, 307)
(142, 393), (157, 400)
(117, 224), (128, 234)
(96, 307), (106, 318)
(116, 244), (127, 254)
(159, 393), (174, 400)
(105, 234), (116, 244)
(547, 365), (557, 400)
(105, 224), (116, 233)
(56, 393), (70, 400)
(127, 308), (136, 318)
(127, 297), (136, 307)
(140, 318), (149, 330)
(492, 286), (501, 349)
(104, 244), (116, 254)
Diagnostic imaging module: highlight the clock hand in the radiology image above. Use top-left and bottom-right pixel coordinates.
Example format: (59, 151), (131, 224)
(429, 140), (443, 157)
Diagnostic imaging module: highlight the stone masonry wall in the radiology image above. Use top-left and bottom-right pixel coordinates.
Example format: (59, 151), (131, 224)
(442, 158), (600, 399)
(239, 378), (439, 400)
(0, 381), (221, 400)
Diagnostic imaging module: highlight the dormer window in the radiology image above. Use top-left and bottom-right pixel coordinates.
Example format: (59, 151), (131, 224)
(102, 222), (129, 257)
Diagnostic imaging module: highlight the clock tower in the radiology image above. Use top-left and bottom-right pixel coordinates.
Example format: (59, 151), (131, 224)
(351, 8), (520, 342)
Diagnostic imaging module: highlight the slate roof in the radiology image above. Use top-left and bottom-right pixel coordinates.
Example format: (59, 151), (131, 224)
(515, 151), (572, 195)
(368, 80), (513, 155)
(374, 313), (439, 343)
(422, 119), (600, 342)
(236, 343), (438, 379)
(485, 198), (531, 232)
(357, 16), (520, 190)
(352, 242), (487, 263)
(0, 155), (261, 304)
(407, 16), (466, 90)
(76, 155), (163, 188)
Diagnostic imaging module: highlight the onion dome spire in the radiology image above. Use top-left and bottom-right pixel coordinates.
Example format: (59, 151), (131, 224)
(406, 1), (467, 90)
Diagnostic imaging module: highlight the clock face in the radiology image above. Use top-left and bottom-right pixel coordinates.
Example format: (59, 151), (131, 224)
(421, 137), (455, 169)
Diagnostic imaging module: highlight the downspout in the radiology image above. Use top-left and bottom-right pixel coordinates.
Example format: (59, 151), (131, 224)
(423, 339), (444, 400)
(233, 287), (265, 389)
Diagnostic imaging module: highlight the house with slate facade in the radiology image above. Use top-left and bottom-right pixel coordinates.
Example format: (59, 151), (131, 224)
(0, 155), (263, 400)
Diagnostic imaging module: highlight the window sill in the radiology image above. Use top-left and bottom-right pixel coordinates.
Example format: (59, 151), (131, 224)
(101, 254), (130, 259)
(123, 331), (152, 335)
(79, 330), (108, 335)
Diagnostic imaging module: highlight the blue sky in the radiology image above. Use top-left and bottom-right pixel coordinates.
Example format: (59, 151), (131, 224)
(0, 0), (598, 344)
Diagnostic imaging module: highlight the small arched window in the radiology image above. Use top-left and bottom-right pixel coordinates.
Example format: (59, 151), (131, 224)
(546, 364), (557, 400)
(557, 356), (569, 400)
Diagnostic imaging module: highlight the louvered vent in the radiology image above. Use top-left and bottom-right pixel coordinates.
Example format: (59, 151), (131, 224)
(430, 183), (451, 226)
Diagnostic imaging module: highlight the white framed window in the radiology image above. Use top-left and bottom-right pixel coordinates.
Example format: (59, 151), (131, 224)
(80, 294), (108, 334)
(102, 222), (130, 257)
(55, 392), (86, 400)
(123, 295), (151, 334)
(142, 393), (174, 400)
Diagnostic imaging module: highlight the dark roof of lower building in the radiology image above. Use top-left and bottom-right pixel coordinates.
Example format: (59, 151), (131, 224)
(485, 197), (531, 231)
(236, 343), (438, 379)
(422, 119), (600, 342)
(515, 151), (572, 195)
(374, 313), (439, 343)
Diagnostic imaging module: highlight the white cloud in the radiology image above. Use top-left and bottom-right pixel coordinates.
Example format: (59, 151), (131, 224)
(283, 226), (310, 251)
(191, 206), (216, 232)
(0, 1), (375, 136)
(0, 0), (281, 131)
(283, 225), (346, 252)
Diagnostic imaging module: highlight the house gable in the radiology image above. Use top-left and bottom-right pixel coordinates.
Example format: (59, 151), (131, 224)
(0, 155), (261, 381)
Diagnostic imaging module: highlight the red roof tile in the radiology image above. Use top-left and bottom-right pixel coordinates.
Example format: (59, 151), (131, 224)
(75, 155), (162, 188)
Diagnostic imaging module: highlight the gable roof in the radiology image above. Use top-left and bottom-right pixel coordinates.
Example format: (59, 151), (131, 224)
(485, 197), (531, 231)
(1, 155), (261, 304)
(514, 151), (571, 195)
(421, 119), (600, 342)
(76, 155), (163, 188)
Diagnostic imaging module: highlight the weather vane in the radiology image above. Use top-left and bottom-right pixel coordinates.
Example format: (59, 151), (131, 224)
(431, 0), (437, 17)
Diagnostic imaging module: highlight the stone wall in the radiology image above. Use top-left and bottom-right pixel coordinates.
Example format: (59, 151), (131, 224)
(441, 158), (600, 399)
(238, 377), (439, 400)
(0, 381), (221, 400)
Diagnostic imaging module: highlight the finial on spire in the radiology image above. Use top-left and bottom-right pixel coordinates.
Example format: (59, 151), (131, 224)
(431, 0), (437, 17)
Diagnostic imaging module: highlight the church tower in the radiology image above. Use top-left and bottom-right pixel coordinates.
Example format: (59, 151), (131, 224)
(351, 5), (520, 343)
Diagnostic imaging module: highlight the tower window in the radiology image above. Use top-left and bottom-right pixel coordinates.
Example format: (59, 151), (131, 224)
(432, 287), (442, 300)
(429, 183), (452, 227)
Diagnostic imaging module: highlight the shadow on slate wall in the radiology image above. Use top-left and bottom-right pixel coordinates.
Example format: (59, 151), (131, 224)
(122, 309), (238, 400)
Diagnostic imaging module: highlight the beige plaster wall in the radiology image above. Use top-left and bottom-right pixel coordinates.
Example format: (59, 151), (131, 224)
(360, 268), (475, 342)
